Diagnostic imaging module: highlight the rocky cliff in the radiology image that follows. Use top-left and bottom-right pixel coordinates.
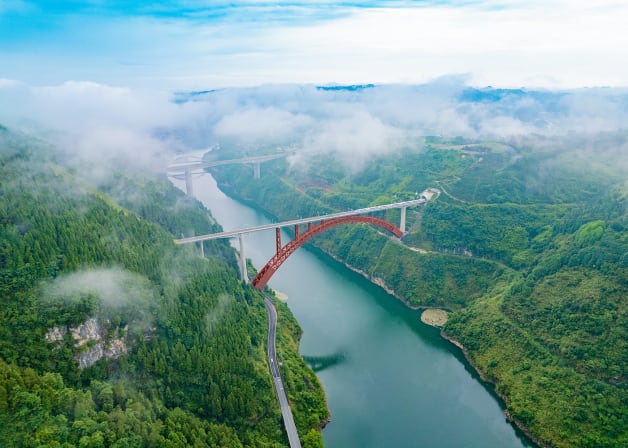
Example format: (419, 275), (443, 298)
(46, 318), (128, 368)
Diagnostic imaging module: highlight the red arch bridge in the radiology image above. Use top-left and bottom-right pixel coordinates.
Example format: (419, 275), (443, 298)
(174, 199), (426, 289)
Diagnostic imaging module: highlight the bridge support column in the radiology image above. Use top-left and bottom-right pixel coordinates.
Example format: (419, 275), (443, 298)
(400, 207), (407, 234)
(200, 241), (204, 258)
(253, 162), (261, 179)
(184, 168), (194, 196)
(238, 234), (249, 283)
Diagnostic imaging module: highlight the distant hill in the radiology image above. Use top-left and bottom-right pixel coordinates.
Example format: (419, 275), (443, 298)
(315, 84), (376, 91)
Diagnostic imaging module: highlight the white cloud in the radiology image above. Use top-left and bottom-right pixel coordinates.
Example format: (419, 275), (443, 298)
(0, 80), (193, 182)
(214, 106), (314, 145)
(3, 1), (628, 89)
(2, 78), (627, 177)
(45, 267), (155, 309)
(42, 267), (157, 329)
(259, 2), (628, 88)
(295, 109), (407, 171)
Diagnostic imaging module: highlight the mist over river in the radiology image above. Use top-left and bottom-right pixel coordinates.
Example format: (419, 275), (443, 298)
(172, 173), (534, 448)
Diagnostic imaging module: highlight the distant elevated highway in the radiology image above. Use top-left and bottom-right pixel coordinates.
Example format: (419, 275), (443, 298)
(168, 152), (291, 194)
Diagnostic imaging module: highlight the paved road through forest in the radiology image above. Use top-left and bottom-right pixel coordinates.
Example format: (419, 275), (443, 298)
(264, 296), (302, 448)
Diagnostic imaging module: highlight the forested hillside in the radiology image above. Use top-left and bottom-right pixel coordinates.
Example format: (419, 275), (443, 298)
(210, 133), (627, 448)
(0, 126), (327, 447)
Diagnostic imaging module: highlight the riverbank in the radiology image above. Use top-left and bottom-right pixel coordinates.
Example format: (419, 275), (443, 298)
(300, 244), (540, 448)
(439, 331), (545, 448)
(211, 177), (528, 447)
(272, 289), (289, 301)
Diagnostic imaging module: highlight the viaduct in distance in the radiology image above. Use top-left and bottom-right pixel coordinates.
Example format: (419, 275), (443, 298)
(168, 150), (431, 289)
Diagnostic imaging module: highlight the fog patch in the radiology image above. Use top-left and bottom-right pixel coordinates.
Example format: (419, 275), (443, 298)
(3, 78), (628, 178)
(183, 81), (628, 172)
(299, 110), (409, 172)
(204, 293), (233, 334)
(214, 106), (314, 146)
(0, 80), (191, 186)
(42, 267), (157, 330)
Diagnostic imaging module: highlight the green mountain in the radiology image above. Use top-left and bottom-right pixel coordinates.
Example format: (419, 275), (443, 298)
(209, 133), (627, 448)
(0, 126), (327, 448)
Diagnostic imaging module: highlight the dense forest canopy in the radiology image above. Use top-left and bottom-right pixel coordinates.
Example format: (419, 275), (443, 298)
(208, 127), (627, 448)
(1, 83), (627, 448)
(0, 126), (327, 447)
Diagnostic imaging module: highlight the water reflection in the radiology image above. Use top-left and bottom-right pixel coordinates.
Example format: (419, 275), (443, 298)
(303, 351), (348, 372)
(172, 173), (535, 448)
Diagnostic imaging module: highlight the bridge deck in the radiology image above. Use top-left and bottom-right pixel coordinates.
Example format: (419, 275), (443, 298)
(168, 153), (290, 172)
(175, 198), (426, 244)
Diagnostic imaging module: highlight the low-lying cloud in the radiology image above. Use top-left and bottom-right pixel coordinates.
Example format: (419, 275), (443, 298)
(0, 80), (193, 184)
(42, 267), (157, 326)
(182, 81), (628, 172)
(2, 78), (627, 177)
(204, 293), (234, 335)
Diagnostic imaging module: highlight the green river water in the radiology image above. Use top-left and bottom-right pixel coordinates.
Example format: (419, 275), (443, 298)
(179, 174), (534, 448)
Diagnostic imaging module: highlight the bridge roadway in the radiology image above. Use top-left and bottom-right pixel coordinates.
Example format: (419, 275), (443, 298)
(175, 198), (426, 244)
(167, 153), (290, 173)
(264, 295), (302, 448)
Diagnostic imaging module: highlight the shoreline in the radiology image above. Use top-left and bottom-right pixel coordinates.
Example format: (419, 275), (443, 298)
(439, 331), (547, 448)
(272, 288), (289, 302)
(215, 178), (542, 447)
(312, 247), (544, 448)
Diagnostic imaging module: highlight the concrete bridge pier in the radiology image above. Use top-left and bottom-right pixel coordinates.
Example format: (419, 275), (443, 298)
(238, 234), (249, 283)
(184, 168), (194, 196)
(253, 162), (261, 179)
(400, 206), (407, 234)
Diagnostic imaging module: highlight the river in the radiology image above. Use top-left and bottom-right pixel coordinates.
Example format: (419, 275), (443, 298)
(174, 173), (534, 448)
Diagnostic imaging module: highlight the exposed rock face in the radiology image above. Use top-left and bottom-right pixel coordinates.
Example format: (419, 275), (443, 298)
(71, 318), (101, 347)
(78, 343), (105, 369)
(46, 318), (128, 369)
(45, 326), (66, 343)
(76, 336), (128, 369)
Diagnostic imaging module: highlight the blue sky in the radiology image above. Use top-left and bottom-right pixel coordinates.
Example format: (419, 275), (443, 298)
(1, 0), (628, 89)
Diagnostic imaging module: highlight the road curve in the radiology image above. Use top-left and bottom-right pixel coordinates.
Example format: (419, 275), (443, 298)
(264, 296), (302, 448)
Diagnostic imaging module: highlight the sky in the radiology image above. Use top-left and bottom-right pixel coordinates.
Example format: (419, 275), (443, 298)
(1, 0), (628, 89)
(1, 1), (627, 180)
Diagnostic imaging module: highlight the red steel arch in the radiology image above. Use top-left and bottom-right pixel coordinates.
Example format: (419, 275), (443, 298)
(252, 215), (402, 289)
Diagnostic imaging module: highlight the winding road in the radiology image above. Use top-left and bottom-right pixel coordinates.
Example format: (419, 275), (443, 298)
(264, 296), (302, 448)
